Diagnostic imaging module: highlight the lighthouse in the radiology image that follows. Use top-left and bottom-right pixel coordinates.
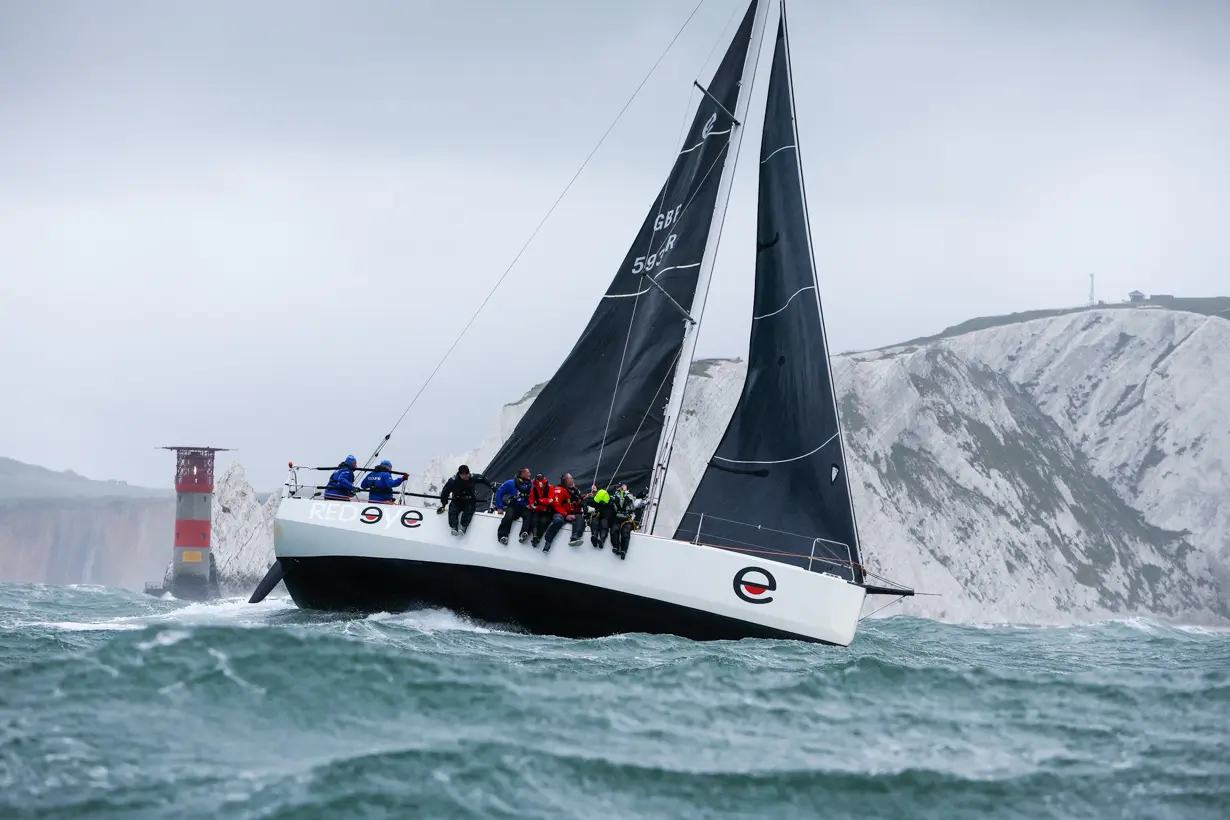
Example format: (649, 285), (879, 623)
(145, 446), (230, 600)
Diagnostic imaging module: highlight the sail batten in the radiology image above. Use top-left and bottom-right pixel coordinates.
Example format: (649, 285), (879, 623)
(673, 7), (865, 584)
(483, 1), (765, 494)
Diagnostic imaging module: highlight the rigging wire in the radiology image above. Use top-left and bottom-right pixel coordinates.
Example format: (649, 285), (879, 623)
(592, 39), (742, 486)
(592, 135), (733, 486)
(585, 3), (747, 487)
(602, 347), (683, 489)
(362, 0), (713, 468)
(591, 292), (643, 485)
(592, 138), (729, 483)
(859, 595), (908, 622)
(594, 9), (722, 485)
(696, 0), (745, 82)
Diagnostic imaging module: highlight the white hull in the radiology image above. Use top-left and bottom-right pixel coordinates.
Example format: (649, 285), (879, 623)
(273, 497), (866, 646)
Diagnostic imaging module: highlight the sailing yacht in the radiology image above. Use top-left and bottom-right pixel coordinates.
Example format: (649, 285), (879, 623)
(260, 0), (913, 646)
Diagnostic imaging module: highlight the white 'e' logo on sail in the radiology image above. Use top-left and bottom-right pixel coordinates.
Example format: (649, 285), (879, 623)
(701, 112), (717, 141)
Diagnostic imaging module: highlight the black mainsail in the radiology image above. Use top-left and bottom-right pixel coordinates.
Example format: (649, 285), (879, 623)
(673, 11), (865, 584)
(484, 1), (762, 493)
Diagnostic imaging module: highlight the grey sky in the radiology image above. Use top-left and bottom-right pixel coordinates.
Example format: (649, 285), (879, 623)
(2, 0), (1227, 491)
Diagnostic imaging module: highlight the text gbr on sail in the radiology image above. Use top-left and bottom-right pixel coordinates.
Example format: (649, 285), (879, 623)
(631, 204), (683, 275)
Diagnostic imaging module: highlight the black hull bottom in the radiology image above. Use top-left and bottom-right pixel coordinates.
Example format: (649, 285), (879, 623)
(280, 555), (830, 645)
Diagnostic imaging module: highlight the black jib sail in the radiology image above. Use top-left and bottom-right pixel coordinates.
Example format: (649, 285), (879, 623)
(673, 12), (865, 584)
(483, 2), (760, 494)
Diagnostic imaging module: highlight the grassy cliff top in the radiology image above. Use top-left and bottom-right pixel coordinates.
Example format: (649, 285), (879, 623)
(0, 457), (170, 506)
(892, 296), (1229, 349)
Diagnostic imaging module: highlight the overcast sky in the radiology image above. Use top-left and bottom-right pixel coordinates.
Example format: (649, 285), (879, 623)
(2, 0), (1227, 491)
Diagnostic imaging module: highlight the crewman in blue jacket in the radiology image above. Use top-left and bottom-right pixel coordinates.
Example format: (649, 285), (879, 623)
(323, 455), (358, 500)
(361, 459), (407, 503)
(494, 467), (534, 545)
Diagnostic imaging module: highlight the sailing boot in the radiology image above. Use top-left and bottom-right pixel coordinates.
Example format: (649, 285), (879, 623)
(459, 524), (468, 536)
(499, 536), (509, 545)
(542, 540), (552, 554)
(518, 532), (530, 544)
(450, 528), (460, 536)
(531, 537), (541, 548)
(569, 538), (584, 547)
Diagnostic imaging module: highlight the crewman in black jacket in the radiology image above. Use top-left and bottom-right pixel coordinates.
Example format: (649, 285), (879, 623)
(586, 487), (612, 549)
(608, 484), (641, 559)
(438, 464), (496, 536)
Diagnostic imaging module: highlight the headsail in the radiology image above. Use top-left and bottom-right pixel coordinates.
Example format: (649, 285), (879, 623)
(484, 1), (763, 493)
(673, 9), (865, 584)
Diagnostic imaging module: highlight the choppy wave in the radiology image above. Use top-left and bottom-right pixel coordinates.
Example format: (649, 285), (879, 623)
(1, 583), (1227, 819)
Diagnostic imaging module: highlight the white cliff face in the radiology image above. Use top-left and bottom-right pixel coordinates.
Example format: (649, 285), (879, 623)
(946, 309), (1230, 591)
(411, 384), (549, 499)
(207, 463), (278, 594)
(416, 308), (1230, 625)
(834, 344), (1220, 624)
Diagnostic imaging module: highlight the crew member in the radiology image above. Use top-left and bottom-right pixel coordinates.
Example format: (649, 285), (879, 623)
(438, 464), (496, 536)
(494, 467), (535, 545)
(361, 460), (407, 504)
(609, 483), (642, 560)
(527, 474), (553, 548)
(586, 486), (612, 549)
(633, 487), (649, 528)
(542, 472), (586, 552)
(323, 455), (359, 500)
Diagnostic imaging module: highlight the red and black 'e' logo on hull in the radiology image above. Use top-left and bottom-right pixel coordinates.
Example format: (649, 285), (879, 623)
(733, 567), (777, 604)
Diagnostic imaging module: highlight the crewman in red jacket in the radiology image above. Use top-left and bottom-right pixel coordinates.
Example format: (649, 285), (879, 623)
(542, 472), (586, 553)
(527, 474), (553, 548)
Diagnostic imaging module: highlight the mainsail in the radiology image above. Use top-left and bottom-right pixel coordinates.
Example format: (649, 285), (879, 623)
(673, 11), (865, 584)
(484, 1), (762, 493)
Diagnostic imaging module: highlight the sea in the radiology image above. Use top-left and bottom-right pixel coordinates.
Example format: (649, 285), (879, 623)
(0, 583), (1226, 820)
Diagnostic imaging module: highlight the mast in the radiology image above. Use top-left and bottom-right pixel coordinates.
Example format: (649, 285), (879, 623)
(645, 0), (772, 533)
(781, 0), (864, 573)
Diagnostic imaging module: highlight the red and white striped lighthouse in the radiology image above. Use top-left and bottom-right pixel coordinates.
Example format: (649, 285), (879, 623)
(161, 446), (230, 600)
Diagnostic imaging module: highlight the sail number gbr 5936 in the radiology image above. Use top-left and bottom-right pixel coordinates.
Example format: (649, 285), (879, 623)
(631, 205), (683, 275)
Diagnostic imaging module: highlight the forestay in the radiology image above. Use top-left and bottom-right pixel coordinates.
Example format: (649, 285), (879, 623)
(673, 10), (865, 584)
(483, 2), (762, 493)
